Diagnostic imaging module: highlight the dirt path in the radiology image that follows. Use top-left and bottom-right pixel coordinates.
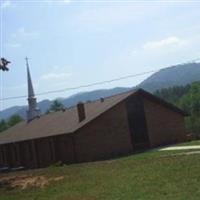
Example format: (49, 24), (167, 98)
(160, 145), (200, 151)
(0, 175), (64, 190)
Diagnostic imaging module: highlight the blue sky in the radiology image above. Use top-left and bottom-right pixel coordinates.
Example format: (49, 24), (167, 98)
(0, 0), (200, 109)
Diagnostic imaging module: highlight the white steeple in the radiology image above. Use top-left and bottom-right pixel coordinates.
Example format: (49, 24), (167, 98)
(26, 57), (41, 122)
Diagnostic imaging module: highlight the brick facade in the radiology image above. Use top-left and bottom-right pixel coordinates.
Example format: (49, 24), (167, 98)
(0, 101), (133, 167)
(74, 101), (133, 162)
(143, 98), (186, 147)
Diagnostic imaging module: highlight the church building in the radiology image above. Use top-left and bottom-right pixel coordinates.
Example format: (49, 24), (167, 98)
(0, 61), (187, 169)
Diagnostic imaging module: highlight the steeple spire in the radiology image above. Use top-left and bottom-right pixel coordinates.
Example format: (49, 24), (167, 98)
(26, 58), (41, 122)
(26, 57), (35, 97)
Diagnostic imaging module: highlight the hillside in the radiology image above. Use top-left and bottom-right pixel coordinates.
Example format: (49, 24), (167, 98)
(1, 62), (200, 120)
(0, 87), (131, 120)
(139, 62), (200, 91)
(0, 100), (52, 120)
(0, 140), (200, 200)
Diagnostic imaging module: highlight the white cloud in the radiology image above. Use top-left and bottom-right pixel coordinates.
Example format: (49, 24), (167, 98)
(61, 0), (71, 4)
(6, 27), (39, 50)
(143, 36), (187, 50)
(6, 43), (21, 48)
(76, 4), (161, 32)
(12, 27), (40, 40)
(6, 28), (39, 49)
(5, 83), (27, 91)
(44, 0), (71, 5)
(1, 0), (11, 9)
(40, 72), (72, 81)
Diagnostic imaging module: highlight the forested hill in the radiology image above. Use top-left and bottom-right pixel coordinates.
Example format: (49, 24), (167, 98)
(154, 84), (191, 104)
(139, 62), (200, 91)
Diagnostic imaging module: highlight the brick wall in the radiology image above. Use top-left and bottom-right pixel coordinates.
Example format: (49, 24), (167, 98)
(143, 98), (186, 147)
(18, 140), (37, 168)
(34, 138), (54, 168)
(74, 102), (133, 162)
(53, 135), (75, 164)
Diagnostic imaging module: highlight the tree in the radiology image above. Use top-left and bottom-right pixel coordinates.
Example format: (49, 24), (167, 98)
(7, 114), (23, 127)
(0, 120), (8, 132)
(179, 82), (200, 134)
(48, 100), (64, 112)
(154, 84), (191, 105)
(179, 82), (200, 116)
(154, 81), (200, 135)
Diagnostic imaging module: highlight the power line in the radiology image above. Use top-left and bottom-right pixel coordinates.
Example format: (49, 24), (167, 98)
(0, 57), (200, 102)
(0, 69), (158, 101)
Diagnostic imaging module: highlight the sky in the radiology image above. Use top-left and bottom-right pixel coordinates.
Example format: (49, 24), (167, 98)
(0, 0), (200, 110)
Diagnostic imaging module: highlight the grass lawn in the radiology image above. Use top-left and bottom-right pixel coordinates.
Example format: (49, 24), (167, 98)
(176, 139), (200, 146)
(0, 141), (200, 200)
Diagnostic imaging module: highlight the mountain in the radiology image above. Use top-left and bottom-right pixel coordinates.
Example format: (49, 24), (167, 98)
(1, 62), (200, 120)
(60, 87), (131, 106)
(0, 87), (131, 120)
(0, 99), (52, 120)
(0, 106), (23, 120)
(139, 62), (200, 91)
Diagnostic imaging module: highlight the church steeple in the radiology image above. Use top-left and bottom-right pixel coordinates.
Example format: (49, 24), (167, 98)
(26, 58), (35, 98)
(26, 58), (41, 122)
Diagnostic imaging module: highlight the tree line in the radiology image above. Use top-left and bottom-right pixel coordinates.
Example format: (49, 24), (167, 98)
(154, 81), (200, 135)
(0, 100), (65, 133)
(0, 115), (23, 132)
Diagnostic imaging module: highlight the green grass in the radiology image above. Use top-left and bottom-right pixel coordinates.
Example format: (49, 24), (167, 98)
(1, 141), (200, 200)
(176, 139), (200, 146)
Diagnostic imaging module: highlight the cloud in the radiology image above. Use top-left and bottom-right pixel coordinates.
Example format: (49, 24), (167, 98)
(61, 0), (71, 4)
(5, 83), (27, 91)
(40, 72), (72, 81)
(143, 36), (187, 50)
(130, 36), (188, 57)
(1, 0), (11, 9)
(6, 27), (39, 50)
(44, 0), (71, 5)
(76, 4), (160, 32)
(6, 27), (39, 49)
(6, 43), (21, 48)
(11, 27), (40, 40)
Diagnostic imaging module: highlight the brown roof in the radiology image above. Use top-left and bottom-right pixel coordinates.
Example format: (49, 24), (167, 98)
(0, 89), (187, 145)
(0, 90), (133, 145)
